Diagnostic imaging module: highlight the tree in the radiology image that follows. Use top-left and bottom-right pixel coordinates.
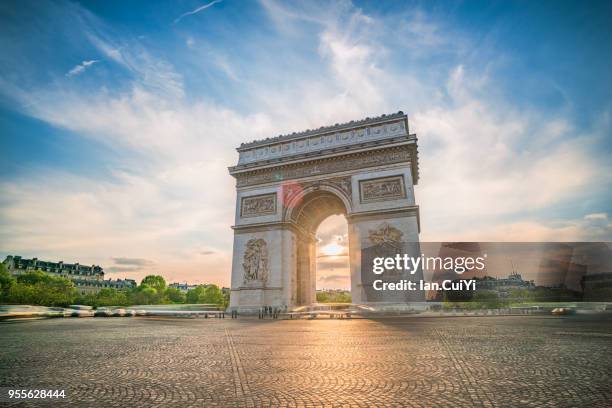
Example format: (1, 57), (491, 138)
(202, 285), (224, 305)
(509, 288), (533, 302)
(16, 270), (53, 285)
(186, 285), (224, 305)
(0, 263), (16, 300)
(165, 287), (186, 303)
(140, 275), (166, 292)
(7, 270), (77, 307)
(186, 285), (205, 304)
(96, 288), (129, 306)
(130, 284), (158, 305)
(316, 290), (352, 303)
(472, 291), (503, 309)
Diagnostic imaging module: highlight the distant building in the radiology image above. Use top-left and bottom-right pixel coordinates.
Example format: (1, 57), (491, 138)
(4, 255), (104, 280)
(476, 272), (535, 292)
(71, 278), (137, 294)
(168, 282), (199, 293)
(2, 255), (136, 294)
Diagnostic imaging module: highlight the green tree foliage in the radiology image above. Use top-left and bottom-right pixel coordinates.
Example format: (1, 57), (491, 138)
(471, 291), (503, 309)
(316, 291), (329, 303)
(130, 284), (159, 305)
(316, 290), (352, 303)
(0, 263), (16, 299)
(0, 265), (228, 308)
(186, 285), (224, 305)
(140, 275), (166, 292)
(444, 290), (506, 310)
(79, 288), (130, 307)
(4, 270), (77, 306)
(509, 288), (533, 301)
(165, 287), (186, 303)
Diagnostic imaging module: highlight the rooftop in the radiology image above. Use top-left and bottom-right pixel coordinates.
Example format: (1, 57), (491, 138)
(4, 255), (103, 273)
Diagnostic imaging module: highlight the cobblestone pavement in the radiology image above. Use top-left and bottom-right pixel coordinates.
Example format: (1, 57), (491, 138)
(1, 315), (611, 407)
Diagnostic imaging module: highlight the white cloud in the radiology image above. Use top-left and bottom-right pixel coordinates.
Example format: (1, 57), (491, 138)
(174, 0), (223, 24)
(585, 213), (608, 221)
(86, 33), (185, 99)
(66, 59), (99, 77)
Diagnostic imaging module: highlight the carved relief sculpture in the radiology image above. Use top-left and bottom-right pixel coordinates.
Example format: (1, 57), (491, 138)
(368, 222), (404, 251)
(328, 176), (352, 198)
(241, 193), (277, 217)
(242, 238), (269, 284)
(359, 175), (406, 203)
(368, 223), (405, 276)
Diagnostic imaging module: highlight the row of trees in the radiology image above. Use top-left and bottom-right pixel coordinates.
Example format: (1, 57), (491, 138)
(0, 264), (228, 308)
(0, 268), (77, 307)
(316, 290), (352, 303)
(442, 287), (588, 309)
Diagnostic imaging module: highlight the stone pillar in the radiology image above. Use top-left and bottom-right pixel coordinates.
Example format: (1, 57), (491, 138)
(295, 232), (316, 306)
(348, 213), (424, 304)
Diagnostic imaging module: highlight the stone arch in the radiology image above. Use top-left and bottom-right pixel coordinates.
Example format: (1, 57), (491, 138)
(228, 112), (424, 312)
(283, 183), (351, 227)
(285, 188), (350, 306)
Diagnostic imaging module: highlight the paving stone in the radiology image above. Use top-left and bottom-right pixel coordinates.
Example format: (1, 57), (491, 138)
(0, 316), (610, 407)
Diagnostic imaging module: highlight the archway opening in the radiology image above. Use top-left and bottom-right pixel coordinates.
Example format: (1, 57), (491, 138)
(288, 189), (350, 307)
(315, 215), (351, 304)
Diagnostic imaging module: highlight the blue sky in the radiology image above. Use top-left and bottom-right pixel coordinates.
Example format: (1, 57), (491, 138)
(0, 0), (611, 288)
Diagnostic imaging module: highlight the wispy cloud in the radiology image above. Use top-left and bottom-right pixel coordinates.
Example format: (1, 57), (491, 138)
(66, 59), (99, 77)
(106, 257), (154, 274)
(318, 274), (348, 283)
(174, 0), (222, 24)
(112, 257), (154, 267)
(83, 30), (184, 99)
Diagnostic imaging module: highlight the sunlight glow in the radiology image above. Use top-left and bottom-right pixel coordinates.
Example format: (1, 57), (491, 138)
(321, 243), (345, 257)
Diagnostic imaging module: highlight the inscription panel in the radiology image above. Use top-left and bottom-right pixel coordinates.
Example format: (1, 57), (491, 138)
(241, 193), (277, 218)
(359, 175), (406, 203)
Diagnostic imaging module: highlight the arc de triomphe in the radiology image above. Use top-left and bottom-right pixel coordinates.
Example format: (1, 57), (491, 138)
(228, 112), (424, 311)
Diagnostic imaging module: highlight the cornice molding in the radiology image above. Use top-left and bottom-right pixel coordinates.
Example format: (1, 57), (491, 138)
(231, 143), (419, 188)
(237, 111), (407, 150)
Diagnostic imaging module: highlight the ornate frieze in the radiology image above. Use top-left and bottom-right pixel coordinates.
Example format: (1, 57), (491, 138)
(240, 193), (277, 218)
(359, 175), (406, 203)
(236, 147), (411, 187)
(242, 238), (269, 284)
(237, 115), (407, 165)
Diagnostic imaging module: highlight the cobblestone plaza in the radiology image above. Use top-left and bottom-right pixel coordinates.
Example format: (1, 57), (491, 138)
(1, 316), (611, 407)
